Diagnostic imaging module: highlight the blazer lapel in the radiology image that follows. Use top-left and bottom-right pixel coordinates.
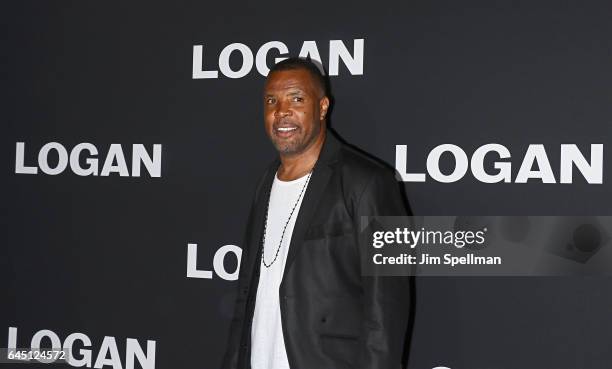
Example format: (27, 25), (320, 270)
(246, 162), (278, 279)
(282, 132), (341, 280)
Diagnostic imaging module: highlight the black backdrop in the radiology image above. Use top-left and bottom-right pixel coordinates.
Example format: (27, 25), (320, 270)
(3, 1), (612, 368)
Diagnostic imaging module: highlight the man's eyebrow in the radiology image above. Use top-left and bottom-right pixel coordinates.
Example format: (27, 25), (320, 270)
(287, 90), (304, 95)
(264, 89), (305, 97)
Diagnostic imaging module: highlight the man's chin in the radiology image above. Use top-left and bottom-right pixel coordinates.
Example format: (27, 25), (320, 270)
(276, 145), (301, 156)
(272, 139), (301, 155)
(271, 132), (320, 156)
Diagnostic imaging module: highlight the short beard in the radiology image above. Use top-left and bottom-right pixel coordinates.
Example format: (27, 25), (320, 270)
(272, 123), (321, 156)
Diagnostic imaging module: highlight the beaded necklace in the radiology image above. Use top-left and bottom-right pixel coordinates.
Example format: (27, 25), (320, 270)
(261, 167), (314, 268)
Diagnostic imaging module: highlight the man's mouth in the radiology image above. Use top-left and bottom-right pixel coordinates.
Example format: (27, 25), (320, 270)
(274, 124), (299, 138)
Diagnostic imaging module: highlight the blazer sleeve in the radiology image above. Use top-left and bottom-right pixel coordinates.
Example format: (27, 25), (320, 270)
(220, 166), (269, 369)
(219, 201), (254, 369)
(220, 165), (273, 369)
(353, 170), (413, 369)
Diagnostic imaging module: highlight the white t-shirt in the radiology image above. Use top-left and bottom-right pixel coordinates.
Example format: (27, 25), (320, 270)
(250, 171), (310, 369)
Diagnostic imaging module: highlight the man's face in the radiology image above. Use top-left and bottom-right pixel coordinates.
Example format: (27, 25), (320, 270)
(263, 69), (329, 156)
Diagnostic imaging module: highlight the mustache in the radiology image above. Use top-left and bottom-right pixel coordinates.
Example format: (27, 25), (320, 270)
(273, 119), (300, 129)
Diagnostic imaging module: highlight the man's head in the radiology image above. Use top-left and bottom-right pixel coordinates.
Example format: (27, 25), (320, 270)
(263, 57), (330, 157)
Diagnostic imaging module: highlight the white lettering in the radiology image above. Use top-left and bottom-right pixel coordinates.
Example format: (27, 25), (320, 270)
(16, 143), (162, 178)
(93, 336), (122, 369)
(192, 45), (219, 79)
(396, 143), (601, 184)
(64, 333), (92, 367)
(213, 245), (242, 281)
(100, 144), (130, 177)
(70, 143), (99, 176)
(515, 145), (556, 183)
(560, 144), (603, 184)
(31, 329), (62, 363)
(427, 144), (468, 183)
(329, 39), (364, 76)
(186, 243), (213, 279)
(7, 327), (155, 369)
(395, 145), (426, 182)
(38, 142), (68, 175)
(132, 144), (162, 177)
(256, 41), (289, 76)
(193, 39), (365, 79)
(8, 327), (17, 349)
(187, 243), (242, 281)
(470, 144), (512, 183)
(125, 338), (155, 369)
(219, 43), (254, 79)
(15, 142), (38, 174)
(298, 41), (324, 74)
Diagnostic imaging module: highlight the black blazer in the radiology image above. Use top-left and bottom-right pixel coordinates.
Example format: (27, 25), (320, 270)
(222, 131), (412, 369)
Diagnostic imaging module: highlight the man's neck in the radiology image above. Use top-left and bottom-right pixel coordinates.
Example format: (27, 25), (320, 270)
(277, 132), (326, 181)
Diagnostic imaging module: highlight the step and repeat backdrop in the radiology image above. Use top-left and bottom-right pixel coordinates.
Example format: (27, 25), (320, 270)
(3, 1), (612, 368)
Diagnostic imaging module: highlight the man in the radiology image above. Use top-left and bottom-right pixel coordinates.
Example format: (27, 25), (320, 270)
(222, 57), (412, 369)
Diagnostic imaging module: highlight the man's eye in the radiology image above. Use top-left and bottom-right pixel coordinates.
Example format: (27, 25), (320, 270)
(266, 98), (275, 104)
(292, 97), (304, 102)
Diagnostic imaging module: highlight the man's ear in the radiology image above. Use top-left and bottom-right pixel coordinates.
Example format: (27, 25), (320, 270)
(319, 96), (330, 121)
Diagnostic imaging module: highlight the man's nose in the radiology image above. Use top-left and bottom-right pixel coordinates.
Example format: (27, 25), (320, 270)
(274, 104), (292, 118)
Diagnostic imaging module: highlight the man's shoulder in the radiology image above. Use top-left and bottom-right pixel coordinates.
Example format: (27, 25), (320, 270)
(251, 160), (278, 199)
(335, 140), (409, 216)
(252, 136), (399, 200)
(336, 142), (397, 183)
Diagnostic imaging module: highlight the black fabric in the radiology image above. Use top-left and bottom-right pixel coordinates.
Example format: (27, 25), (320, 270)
(222, 131), (413, 369)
